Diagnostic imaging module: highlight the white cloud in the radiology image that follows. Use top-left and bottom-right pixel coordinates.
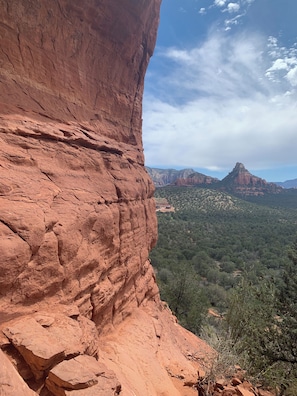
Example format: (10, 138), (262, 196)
(199, 7), (206, 15)
(214, 0), (227, 7)
(226, 3), (240, 13)
(265, 37), (297, 85)
(268, 58), (289, 71)
(143, 31), (297, 172)
(165, 48), (193, 63)
(286, 66), (297, 86)
(144, 94), (297, 171)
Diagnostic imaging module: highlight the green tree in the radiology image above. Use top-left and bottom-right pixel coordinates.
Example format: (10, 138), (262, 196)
(225, 241), (297, 394)
(263, 241), (297, 393)
(158, 263), (208, 335)
(275, 240), (297, 363)
(260, 241), (297, 394)
(225, 277), (277, 374)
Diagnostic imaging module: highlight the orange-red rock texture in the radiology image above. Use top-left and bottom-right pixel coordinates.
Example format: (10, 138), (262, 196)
(0, 1), (214, 394)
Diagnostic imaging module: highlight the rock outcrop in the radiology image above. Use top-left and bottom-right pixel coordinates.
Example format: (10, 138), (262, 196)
(220, 163), (282, 196)
(0, 1), (214, 395)
(174, 172), (219, 186)
(146, 167), (197, 186)
(148, 164), (284, 196)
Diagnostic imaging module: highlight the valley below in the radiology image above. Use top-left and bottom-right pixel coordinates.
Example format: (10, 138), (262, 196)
(151, 184), (297, 394)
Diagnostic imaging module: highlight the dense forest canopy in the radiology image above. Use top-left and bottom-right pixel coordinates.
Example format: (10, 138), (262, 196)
(151, 186), (297, 393)
(152, 186), (297, 312)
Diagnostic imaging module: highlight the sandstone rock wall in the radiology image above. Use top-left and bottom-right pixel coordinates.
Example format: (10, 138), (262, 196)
(0, 0), (160, 330)
(0, 0), (159, 146)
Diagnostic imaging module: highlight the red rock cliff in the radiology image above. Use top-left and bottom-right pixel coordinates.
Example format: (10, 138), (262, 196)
(0, 1), (213, 395)
(0, 0), (160, 324)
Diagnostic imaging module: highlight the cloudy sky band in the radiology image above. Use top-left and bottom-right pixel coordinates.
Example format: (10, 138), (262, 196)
(143, 0), (297, 181)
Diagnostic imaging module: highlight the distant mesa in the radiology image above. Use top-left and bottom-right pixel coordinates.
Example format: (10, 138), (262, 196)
(147, 162), (284, 196)
(174, 171), (219, 186)
(146, 167), (197, 187)
(146, 166), (218, 187)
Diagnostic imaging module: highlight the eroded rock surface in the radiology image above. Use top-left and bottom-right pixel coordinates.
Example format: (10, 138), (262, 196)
(99, 300), (213, 396)
(0, 0), (159, 332)
(0, 0), (214, 395)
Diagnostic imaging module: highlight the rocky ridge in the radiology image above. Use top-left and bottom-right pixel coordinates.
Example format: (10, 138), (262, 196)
(148, 164), (283, 196)
(275, 178), (297, 189)
(146, 166), (197, 186)
(0, 0), (214, 395)
(174, 172), (219, 186)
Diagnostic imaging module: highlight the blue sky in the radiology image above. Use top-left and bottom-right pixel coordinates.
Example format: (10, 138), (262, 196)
(143, 0), (297, 182)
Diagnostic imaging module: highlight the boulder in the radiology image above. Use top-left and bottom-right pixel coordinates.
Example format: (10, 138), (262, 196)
(46, 355), (120, 396)
(3, 317), (65, 379)
(236, 385), (255, 396)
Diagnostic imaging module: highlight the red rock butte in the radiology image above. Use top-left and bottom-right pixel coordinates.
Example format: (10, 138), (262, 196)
(0, 1), (213, 395)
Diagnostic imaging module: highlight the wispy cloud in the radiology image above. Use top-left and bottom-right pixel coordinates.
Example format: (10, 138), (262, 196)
(208, 0), (256, 30)
(143, 31), (297, 172)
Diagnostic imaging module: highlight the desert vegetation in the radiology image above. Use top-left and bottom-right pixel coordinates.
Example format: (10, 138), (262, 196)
(151, 186), (297, 394)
